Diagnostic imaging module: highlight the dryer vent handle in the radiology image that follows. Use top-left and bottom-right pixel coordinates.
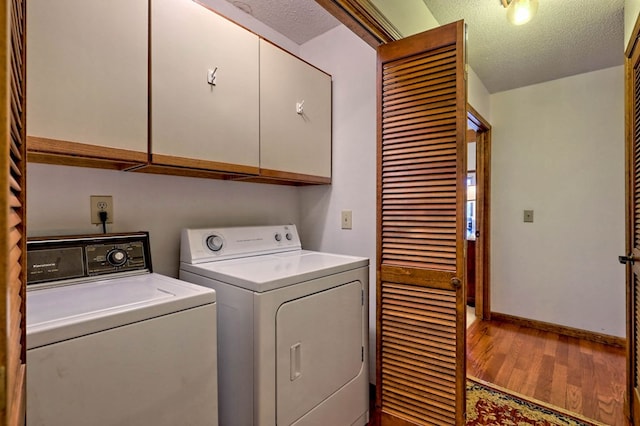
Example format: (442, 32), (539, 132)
(290, 342), (302, 381)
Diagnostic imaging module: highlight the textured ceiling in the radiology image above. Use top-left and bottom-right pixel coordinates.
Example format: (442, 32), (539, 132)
(222, 0), (624, 93)
(223, 0), (340, 44)
(422, 0), (624, 93)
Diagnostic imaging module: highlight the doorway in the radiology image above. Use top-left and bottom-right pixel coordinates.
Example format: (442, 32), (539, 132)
(466, 105), (491, 321)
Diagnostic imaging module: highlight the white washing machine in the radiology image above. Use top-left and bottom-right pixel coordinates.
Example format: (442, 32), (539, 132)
(26, 232), (218, 426)
(179, 225), (369, 426)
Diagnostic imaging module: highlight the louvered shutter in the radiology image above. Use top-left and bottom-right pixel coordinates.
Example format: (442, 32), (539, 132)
(625, 22), (640, 425)
(376, 21), (466, 426)
(1, 0), (27, 423)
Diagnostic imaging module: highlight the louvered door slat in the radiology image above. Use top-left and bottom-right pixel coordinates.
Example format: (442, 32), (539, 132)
(384, 97), (456, 116)
(383, 60), (456, 84)
(9, 138), (21, 160)
(382, 85), (457, 108)
(384, 65), (457, 91)
(383, 56), (456, 84)
(377, 21), (466, 426)
(382, 49), (456, 73)
(383, 141), (458, 156)
(384, 359), (455, 388)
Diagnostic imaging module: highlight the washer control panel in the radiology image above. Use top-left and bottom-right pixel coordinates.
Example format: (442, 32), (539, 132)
(27, 232), (152, 287)
(86, 240), (147, 274)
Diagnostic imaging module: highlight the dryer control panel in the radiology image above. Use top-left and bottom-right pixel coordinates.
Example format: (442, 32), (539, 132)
(181, 225), (301, 264)
(26, 232), (152, 288)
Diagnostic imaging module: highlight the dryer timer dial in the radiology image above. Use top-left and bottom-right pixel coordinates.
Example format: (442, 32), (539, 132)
(106, 248), (128, 267)
(206, 235), (224, 252)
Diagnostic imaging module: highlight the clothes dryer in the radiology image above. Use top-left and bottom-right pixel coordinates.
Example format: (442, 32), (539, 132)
(180, 225), (369, 426)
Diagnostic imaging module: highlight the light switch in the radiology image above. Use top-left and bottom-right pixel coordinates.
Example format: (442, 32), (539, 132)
(524, 210), (534, 223)
(341, 210), (353, 230)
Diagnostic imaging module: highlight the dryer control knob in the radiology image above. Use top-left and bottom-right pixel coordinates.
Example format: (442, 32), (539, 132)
(275, 233), (282, 242)
(206, 235), (224, 252)
(106, 249), (127, 267)
(285, 233), (292, 241)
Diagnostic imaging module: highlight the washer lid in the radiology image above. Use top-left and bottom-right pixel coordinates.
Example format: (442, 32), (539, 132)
(26, 273), (215, 349)
(180, 250), (369, 292)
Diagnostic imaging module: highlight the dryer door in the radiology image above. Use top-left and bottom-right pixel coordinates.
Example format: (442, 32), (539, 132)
(276, 280), (364, 425)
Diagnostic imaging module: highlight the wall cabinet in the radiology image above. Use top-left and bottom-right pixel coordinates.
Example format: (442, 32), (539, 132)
(26, 0), (148, 169)
(260, 40), (332, 183)
(26, 0), (331, 185)
(150, 0), (260, 176)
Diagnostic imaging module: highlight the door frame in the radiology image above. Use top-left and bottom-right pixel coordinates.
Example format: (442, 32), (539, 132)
(467, 104), (491, 320)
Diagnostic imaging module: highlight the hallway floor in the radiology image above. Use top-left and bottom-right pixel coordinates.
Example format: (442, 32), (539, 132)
(466, 319), (628, 425)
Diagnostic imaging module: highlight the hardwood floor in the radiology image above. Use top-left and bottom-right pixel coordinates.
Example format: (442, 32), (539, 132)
(466, 318), (628, 426)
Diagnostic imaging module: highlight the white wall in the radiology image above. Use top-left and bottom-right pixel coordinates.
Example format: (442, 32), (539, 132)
(371, 0), (439, 37)
(468, 67), (491, 121)
(27, 164), (300, 277)
(626, 0), (640, 48)
(490, 66), (625, 337)
(298, 25), (378, 382)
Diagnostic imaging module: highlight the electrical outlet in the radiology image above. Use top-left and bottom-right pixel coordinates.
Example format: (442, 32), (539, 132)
(90, 195), (114, 224)
(341, 210), (353, 230)
(524, 209), (534, 223)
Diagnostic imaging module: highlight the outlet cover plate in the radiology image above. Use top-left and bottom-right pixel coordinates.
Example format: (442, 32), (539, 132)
(524, 209), (534, 223)
(90, 195), (113, 224)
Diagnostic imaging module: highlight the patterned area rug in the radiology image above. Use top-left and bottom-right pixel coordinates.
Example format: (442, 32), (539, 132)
(467, 378), (606, 426)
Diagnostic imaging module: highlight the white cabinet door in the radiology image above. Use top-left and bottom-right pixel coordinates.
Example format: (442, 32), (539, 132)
(260, 40), (332, 180)
(27, 0), (148, 154)
(151, 0), (260, 172)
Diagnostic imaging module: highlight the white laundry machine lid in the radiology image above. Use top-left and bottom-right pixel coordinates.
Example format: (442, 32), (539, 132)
(180, 250), (369, 292)
(26, 273), (215, 350)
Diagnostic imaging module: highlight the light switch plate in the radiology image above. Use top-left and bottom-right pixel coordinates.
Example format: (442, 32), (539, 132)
(524, 210), (534, 223)
(341, 210), (353, 230)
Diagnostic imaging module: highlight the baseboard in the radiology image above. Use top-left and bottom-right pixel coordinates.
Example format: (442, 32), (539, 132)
(490, 312), (626, 349)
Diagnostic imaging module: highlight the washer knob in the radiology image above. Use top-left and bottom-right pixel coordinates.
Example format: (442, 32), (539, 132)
(106, 249), (127, 267)
(285, 233), (292, 241)
(206, 235), (224, 252)
(275, 233), (282, 242)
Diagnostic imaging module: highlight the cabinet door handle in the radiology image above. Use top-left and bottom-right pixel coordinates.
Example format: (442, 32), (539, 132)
(207, 67), (218, 86)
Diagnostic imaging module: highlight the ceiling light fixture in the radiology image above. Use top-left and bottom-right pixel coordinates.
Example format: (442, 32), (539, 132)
(501, 0), (538, 26)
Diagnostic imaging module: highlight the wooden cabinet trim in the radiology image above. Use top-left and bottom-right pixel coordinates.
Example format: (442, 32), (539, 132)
(150, 153), (259, 176)
(27, 136), (148, 163)
(255, 168), (331, 185)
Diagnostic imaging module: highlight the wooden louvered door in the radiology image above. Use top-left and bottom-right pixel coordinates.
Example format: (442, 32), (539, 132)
(624, 18), (640, 426)
(376, 21), (467, 426)
(1, 0), (27, 424)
